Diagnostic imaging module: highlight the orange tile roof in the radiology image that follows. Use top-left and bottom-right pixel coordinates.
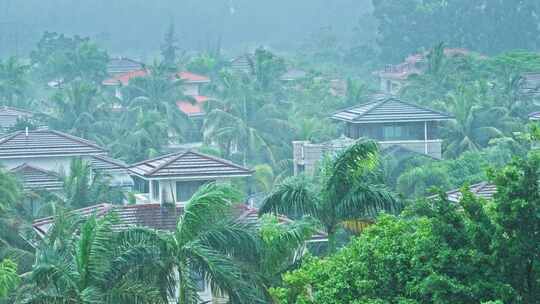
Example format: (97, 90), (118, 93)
(176, 95), (209, 116)
(103, 69), (148, 86)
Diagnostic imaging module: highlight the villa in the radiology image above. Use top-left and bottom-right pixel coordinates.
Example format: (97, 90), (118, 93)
(293, 94), (453, 175)
(129, 150), (253, 204)
(375, 48), (472, 94)
(0, 129), (132, 201)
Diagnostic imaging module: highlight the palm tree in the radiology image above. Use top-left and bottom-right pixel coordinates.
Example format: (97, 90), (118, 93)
(21, 213), (167, 303)
(0, 57), (29, 107)
(61, 158), (125, 209)
(443, 84), (506, 158)
(122, 62), (193, 144)
(203, 71), (292, 165)
(131, 183), (264, 304)
(259, 139), (400, 253)
(47, 80), (113, 142)
(0, 259), (18, 299)
(255, 215), (315, 296)
(110, 109), (169, 162)
(0, 168), (34, 274)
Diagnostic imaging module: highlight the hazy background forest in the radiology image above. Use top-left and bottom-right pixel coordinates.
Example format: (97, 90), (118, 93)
(0, 0), (371, 57)
(1, 1), (540, 303)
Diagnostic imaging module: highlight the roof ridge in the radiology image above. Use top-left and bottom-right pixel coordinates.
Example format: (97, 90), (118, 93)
(188, 150), (252, 172)
(129, 151), (185, 168)
(0, 130), (22, 145)
(147, 151), (189, 176)
(92, 155), (128, 168)
(352, 97), (391, 121)
(390, 98), (454, 118)
(49, 130), (106, 151)
(10, 163), (61, 177)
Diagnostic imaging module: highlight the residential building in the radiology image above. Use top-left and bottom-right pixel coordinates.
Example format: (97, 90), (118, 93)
(175, 72), (211, 118)
(292, 136), (356, 176)
(106, 57), (144, 75)
(0, 106), (35, 132)
(32, 202), (326, 303)
(129, 150), (252, 204)
(90, 155), (134, 191)
(0, 129), (132, 194)
(293, 95), (452, 175)
(433, 181), (496, 203)
(375, 48), (472, 94)
(332, 95), (452, 158)
(229, 54), (253, 74)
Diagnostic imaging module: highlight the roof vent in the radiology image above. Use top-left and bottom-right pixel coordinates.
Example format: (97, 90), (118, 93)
(25, 127), (28, 137)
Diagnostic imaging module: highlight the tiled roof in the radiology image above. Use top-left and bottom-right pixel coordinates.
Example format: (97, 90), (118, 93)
(0, 130), (106, 158)
(107, 57), (144, 75)
(102, 69), (148, 86)
(129, 150), (252, 179)
(32, 203), (184, 237)
(0, 106), (34, 129)
(176, 95), (209, 117)
(11, 163), (63, 192)
(176, 71), (210, 83)
(229, 54), (253, 73)
(236, 205), (327, 242)
(529, 111), (540, 120)
(331, 94), (453, 123)
(444, 182), (497, 203)
(381, 144), (439, 160)
(90, 155), (130, 175)
(33, 203), (327, 243)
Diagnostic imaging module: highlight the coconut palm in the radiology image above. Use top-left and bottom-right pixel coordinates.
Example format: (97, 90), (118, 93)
(60, 158), (125, 209)
(47, 80), (112, 142)
(259, 139), (400, 253)
(0, 259), (18, 299)
(129, 183), (264, 304)
(0, 57), (29, 107)
(110, 109), (169, 162)
(255, 215), (315, 294)
(203, 71), (292, 165)
(443, 85), (506, 158)
(122, 62), (193, 143)
(0, 168), (34, 274)
(21, 213), (167, 304)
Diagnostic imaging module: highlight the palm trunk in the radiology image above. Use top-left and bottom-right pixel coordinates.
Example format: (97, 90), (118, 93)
(327, 226), (337, 254)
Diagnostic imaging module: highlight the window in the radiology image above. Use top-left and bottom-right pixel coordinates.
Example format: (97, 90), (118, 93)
(151, 180), (159, 201)
(176, 180), (209, 202)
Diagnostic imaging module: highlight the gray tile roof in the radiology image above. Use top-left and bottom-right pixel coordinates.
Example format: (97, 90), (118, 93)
(107, 57), (144, 74)
(33, 203), (327, 243)
(529, 111), (540, 121)
(0, 130), (106, 158)
(0, 106), (34, 129)
(444, 182), (497, 203)
(129, 150), (252, 179)
(11, 163), (63, 192)
(90, 155), (130, 175)
(331, 94), (453, 123)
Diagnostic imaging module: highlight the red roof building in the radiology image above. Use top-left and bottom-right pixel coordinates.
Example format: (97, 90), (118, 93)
(176, 95), (209, 117)
(102, 69), (148, 86)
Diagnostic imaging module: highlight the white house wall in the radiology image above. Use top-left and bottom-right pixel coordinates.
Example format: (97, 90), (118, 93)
(0, 156), (94, 176)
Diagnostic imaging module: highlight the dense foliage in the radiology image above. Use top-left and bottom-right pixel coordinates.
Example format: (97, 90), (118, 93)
(272, 153), (540, 303)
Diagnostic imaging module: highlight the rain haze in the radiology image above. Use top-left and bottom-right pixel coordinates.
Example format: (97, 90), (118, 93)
(0, 1), (540, 303)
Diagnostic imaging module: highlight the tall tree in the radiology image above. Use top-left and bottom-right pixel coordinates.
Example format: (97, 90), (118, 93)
(129, 183), (264, 304)
(0, 57), (29, 107)
(21, 213), (167, 303)
(204, 70), (292, 165)
(260, 139), (400, 253)
(161, 23), (179, 70)
(0, 259), (18, 299)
